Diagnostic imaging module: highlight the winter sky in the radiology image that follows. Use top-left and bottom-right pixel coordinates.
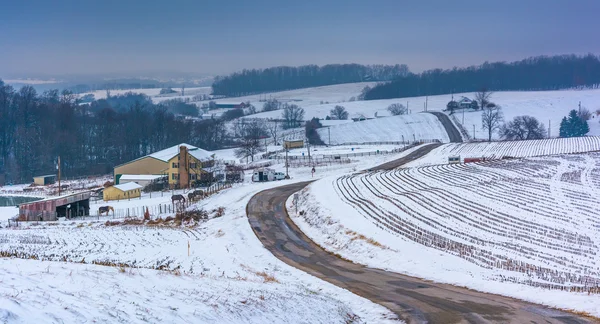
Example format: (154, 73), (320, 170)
(1, 0), (599, 77)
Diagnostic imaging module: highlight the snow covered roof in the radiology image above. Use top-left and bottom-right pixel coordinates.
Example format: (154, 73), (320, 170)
(117, 143), (214, 167)
(119, 174), (166, 181)
(113, 182), (143, 192)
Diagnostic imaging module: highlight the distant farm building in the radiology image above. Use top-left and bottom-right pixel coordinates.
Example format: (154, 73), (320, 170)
(103, 182), (142, 201)
(213, 102), (250, 109)
(283, 140), (304, 149)
(18, 192), (91, 221)
(113, 143), (214, 189)
(33, 174), (56, 186)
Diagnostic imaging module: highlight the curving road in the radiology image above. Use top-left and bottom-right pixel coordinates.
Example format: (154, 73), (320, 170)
(427, 111), (463, 143)
(246, 148), (593, 323)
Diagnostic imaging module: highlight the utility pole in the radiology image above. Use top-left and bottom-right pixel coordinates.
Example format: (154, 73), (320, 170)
(548, 120), (551, 138)
(425, 96), (428, 111)
(306, 138), (312, 166)
(285, 149), (289, 178)
(473, 124), (476, 140)
(328, 127), (331, 146)
(57, 156), (61, 196)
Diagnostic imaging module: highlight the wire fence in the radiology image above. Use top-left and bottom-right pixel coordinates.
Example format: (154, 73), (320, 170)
(4, 183), (234, 227)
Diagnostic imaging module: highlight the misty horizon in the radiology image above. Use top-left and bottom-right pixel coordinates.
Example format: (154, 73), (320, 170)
(2, 0), (600, 78)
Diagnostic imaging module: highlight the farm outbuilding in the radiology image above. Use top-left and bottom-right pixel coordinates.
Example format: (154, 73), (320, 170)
(283, 140), (304, 149)
(118, 174), (166, 188)
(18, 192), (91, 221)
(103, 182), (143, 201)
(33, 174), (56, 186)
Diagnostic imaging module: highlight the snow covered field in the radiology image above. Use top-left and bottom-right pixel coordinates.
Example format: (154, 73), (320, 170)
(404, 136), (600, 167)
(0, 258), (373, 324)
(317, 113), (449, 145)
(290, 152), (600, 316)
(0, 148), (433, 323)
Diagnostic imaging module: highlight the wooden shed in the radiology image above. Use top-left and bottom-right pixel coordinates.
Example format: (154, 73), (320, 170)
(33, 174), (56, 186)
(103, 182), (143, 201)
(283, 140), (304, 149)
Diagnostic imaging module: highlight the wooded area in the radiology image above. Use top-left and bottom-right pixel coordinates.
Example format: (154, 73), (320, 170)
(211, 64), (409, 96)
(0, 81), (231, 184)
(363, 54), (600, 100)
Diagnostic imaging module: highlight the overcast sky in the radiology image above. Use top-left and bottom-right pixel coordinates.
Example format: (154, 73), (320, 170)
(2, 0), (599, 78)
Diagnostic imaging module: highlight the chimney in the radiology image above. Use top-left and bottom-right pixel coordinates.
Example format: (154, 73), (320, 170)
(178, 146), (189, 189)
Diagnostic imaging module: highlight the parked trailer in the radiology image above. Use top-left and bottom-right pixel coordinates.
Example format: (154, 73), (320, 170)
(448, 156), (461, 164)
(252, 168), (276, 182)
(464, 157), (485, 163)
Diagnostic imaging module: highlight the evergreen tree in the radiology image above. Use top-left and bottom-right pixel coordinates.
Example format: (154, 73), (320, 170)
(559, 110), (590, 137)
(559, 117), (569, 137)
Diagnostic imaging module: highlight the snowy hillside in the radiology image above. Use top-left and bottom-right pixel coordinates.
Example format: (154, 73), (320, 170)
(404, 136), (600, 167)
(290, 152), (600, 316)
(316, 113), (449, 144)
(77, 86), (212, 102)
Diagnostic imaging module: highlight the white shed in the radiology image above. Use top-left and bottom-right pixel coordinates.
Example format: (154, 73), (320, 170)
(119, 174), (166, 187)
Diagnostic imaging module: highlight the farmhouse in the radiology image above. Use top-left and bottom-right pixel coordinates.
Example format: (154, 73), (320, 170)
(103, 182), (142, 201)
(18, 192), (91, 221)
(33, 174), (56, 186)
(113, 143), (214, 189)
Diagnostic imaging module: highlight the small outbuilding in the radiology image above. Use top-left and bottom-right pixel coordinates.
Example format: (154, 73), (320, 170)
(118, 174), (166, 188)
(33, 174), (56, 186)
(103, 182), (143, 201)
(283, 140), (304, 149)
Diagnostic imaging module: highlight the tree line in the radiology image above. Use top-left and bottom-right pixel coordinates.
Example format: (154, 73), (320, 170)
(0, 80), (232, 184)
(211, 64), (409, 97)
(363, 54), (600, 100)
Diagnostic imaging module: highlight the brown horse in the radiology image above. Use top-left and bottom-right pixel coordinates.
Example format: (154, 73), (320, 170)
(188, 190), (205, 202)
(98, 206), (114, 215)
(171, 194), (186, 205)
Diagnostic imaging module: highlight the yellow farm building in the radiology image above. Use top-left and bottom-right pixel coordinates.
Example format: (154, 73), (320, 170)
(103, 182), (143, 201)
(113, 143), (214, 189)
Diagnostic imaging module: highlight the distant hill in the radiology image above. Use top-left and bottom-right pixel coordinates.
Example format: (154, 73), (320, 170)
(364, 54), (600, 100)
(211, 64), (409, 97)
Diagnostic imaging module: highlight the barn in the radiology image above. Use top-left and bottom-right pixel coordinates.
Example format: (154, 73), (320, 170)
(18, 192), (91, 221)
(103, 182), (143, 201)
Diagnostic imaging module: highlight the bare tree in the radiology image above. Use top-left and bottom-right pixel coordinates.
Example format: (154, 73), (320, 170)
(474, 88), (493, 111)
(578, 107), (592, 121)
(282, 104), (305, 129)
(262, 99), (280, 112)
(330, 105), (349, 120)
(500, 115), (546, 140)
(266, 119), (280, 144)
(387, 103), (407, 116)
(247, 104), (257, 115)
(234, 119), (267, 162)
(481, 106), (503, 141)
